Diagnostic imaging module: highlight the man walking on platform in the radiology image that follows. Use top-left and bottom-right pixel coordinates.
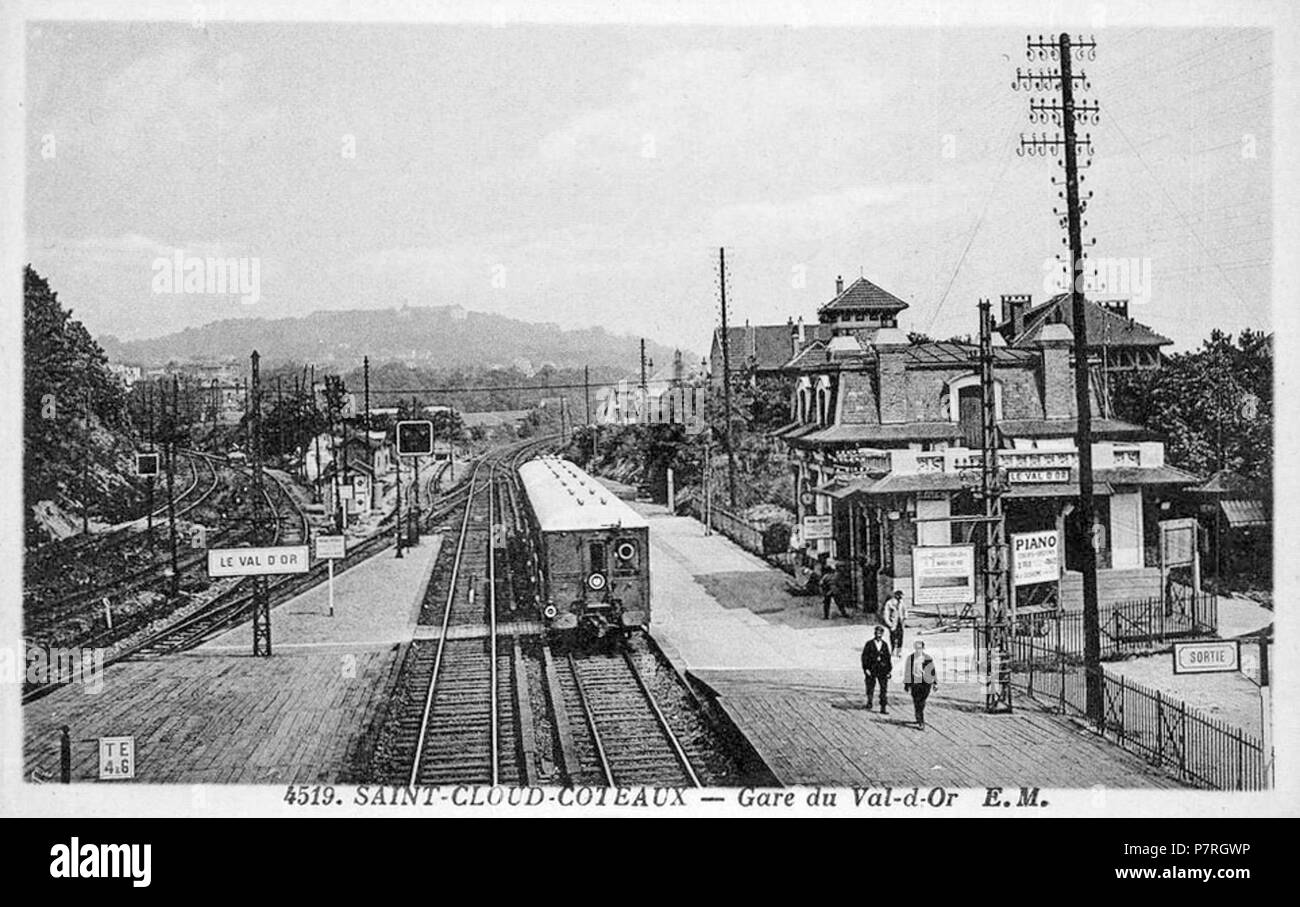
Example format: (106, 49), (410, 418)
(903, 640), (937, 729)
(860, 626), (892, 713)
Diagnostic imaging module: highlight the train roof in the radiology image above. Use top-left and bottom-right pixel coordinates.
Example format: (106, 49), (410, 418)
(518, 456), (650, 533)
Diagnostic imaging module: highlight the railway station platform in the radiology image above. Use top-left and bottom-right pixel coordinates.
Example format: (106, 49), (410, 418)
(624, 497), (1189, 790)
(22, 534), (443, 784)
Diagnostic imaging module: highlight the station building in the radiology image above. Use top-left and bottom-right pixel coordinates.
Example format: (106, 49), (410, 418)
(775, 277), (1197, 613)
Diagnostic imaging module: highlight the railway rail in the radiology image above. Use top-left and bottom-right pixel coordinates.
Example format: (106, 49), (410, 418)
(24, 455), (300, 643)
(402, 442), (546, 786)
(22, 445), (508, 703)
(379, 438), (704, 789)
(551, 649), (702, 788)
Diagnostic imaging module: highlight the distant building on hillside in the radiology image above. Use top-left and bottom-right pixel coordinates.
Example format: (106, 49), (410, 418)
(108, 363), (143, 387)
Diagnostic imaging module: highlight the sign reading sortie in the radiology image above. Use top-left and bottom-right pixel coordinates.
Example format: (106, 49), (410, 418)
(1172, 640), (1241, 675)
(207, 545), (310, 577)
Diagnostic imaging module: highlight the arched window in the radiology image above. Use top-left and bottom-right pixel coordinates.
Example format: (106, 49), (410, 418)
(795, 377), (812, 423)
(945, 373), (1003, 422)
(814, 375), (833, 426)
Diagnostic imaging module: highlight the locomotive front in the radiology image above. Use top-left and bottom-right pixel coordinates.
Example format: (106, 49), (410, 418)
(517, 457), (651, 639)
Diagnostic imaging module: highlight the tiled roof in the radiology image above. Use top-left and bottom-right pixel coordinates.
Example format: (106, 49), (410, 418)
(786, 422), (963, 447)
(905, 341), (1036, 366)
(1195, 469), (1260, 496)
(818, 276), (910, 315)
(1096, 466), (1201, 486)
(998, 418), (1160, 441)
(713, 323), (833, 372)
(1008, 295), (1172, 348)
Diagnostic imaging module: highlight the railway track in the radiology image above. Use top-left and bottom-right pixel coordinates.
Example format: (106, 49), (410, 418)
(23, 455), (276, 638)
(24, 449), (215, 582)
(376, 440), (551, 786)
(378, 437), (706, 789)
(548, 648), (702, 788)
(23, 444), (535, 705)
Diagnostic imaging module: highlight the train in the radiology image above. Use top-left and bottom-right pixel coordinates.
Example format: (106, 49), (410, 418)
(515, 456), (650, 638)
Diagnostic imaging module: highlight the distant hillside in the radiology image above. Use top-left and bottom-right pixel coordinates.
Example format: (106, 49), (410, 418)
(98, 305), (692, 373)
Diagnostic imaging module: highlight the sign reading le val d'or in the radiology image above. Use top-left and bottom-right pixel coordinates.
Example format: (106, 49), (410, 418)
(207, 545), (311, 577)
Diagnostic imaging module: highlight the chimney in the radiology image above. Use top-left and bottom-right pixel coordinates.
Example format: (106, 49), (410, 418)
(835, 275), (844, 296)
(1032, 323), (1076, 420)
(1000, 293), (1031, 339)
(874, 329), (909, 424)
(673, 349), (683, 382)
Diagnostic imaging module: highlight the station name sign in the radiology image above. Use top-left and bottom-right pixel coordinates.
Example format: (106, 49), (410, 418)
(207, 545), (311, 577)
(1008, 468), (1071, 484)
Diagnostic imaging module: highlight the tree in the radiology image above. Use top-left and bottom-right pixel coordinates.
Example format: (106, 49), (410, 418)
(1111, 330), (1272, 488)
(24, 266), (134, 536)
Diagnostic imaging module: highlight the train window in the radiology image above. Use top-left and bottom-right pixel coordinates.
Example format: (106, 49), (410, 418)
(588, 541), (607, 576)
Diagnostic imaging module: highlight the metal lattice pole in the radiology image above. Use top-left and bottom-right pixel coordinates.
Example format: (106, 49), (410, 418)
(250, 351), (271, 656)
(978, 299), (1012, 712)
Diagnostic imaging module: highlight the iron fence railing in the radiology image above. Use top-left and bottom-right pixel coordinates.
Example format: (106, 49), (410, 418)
(1013, 594), (1218, 657)
(1009, 635), (1266, 790)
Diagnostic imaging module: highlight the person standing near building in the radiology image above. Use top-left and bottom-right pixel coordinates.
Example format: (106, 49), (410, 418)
(821, 560), (849, 619)
(860, 626), (892, 713)
(888, 589), (906, 653)
(881, 591), (900, 654)
(903, 640), (937, 729)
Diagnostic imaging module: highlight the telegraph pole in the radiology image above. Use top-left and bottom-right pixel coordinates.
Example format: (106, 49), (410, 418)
(584, 364), (595, 462)
(1016, 32), (1102, 722)
(364, 355), (371, 433)
(165, 377), (180, 598)
(145, 382), (154, 534)
(249, 351), (271, 656)
(394, 444), (404, 559)
(717, 247), (738, 508)
(81, 384), (91, 534)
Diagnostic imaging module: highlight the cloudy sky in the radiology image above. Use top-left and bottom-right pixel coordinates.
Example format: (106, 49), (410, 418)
(25, 20), (1271, 353)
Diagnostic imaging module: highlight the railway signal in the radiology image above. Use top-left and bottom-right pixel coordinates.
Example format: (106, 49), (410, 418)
(397, 420), (433, 546)
(396, 420), (434, 456)
(135, 452), (160, 477)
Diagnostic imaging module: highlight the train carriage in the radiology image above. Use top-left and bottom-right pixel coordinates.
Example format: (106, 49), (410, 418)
(517, 456), (650, 638)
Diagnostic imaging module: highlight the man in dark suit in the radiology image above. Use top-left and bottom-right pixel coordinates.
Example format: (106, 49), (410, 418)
(902, 640), (938, 729)
(860, 626), (892, 713)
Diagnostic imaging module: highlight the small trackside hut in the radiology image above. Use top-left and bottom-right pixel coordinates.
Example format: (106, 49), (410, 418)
(517, 456), (651, 639)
